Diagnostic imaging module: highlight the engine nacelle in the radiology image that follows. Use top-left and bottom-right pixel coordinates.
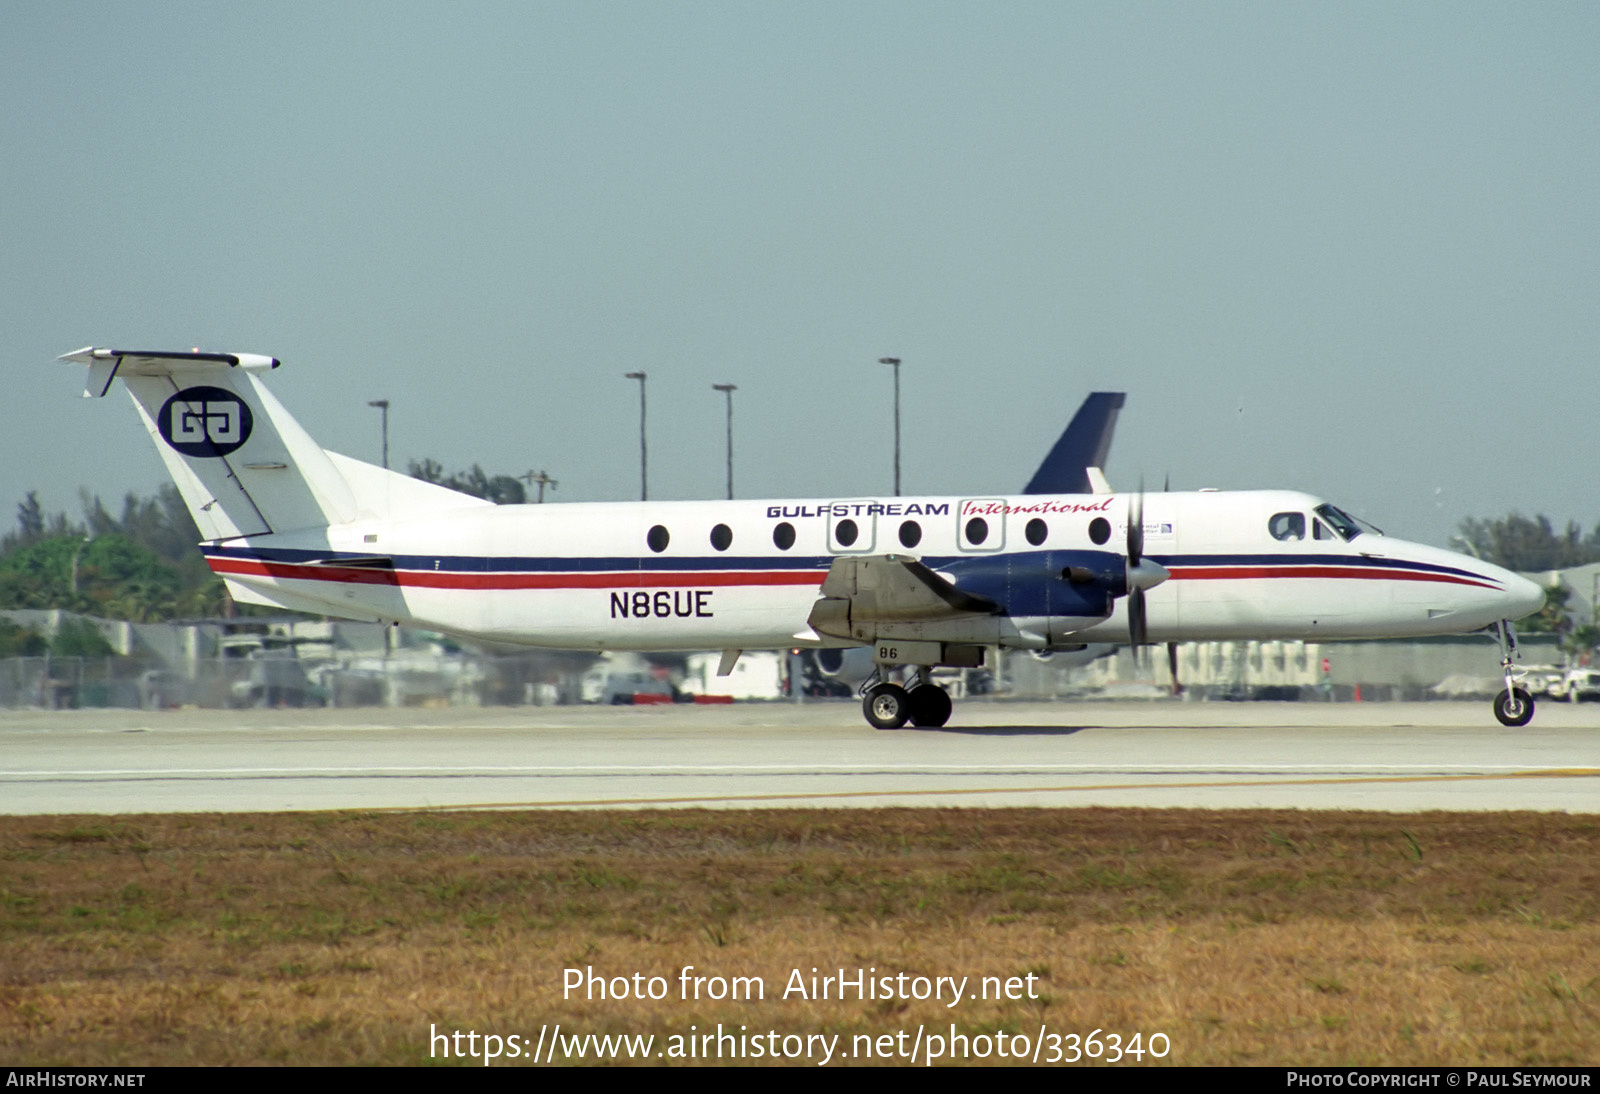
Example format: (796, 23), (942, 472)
(812, 646), (874, 683)
(1032, 643), (1118, 669)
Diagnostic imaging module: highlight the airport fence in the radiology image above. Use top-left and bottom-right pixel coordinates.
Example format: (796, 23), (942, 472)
(0, 655), (578, 710)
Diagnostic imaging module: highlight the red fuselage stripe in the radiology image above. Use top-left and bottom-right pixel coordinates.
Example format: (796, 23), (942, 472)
(1165, 565), (1498, 590)
(206, 558), (828, 589)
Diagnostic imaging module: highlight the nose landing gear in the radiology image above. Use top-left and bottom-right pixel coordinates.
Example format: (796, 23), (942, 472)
(1492, 620), (1535, 728)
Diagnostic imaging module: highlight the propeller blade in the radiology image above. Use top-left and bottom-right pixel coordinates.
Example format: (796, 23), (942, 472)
(1127, 488), (1144, 567)
(1123, 482), (1171, 594)
(1126, 484), (1149, 664)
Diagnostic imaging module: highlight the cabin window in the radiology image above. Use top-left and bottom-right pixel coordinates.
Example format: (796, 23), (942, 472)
(773, 522), (796, 550)
(710, 523), (732, 551)
(1025, 518), (1048, 546)
(1314, 519), (1334, 540)
(646, 524), (670, 553)
(964, 517), (988, 545)
(1269, 512), (1306, 542)
(835, 518), (859, 547)
(1089, 517), (1111, 545)
(898, 520), (922, 548)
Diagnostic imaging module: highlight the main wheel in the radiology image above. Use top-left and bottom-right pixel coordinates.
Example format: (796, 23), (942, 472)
(1493, 687), (1535, 727)
(906, 683), (952, 727)
(863, 683), (910, 729)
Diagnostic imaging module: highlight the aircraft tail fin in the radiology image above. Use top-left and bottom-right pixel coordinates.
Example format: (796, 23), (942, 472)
(61, 347), (486, 541)
(1022, 391), (1125, 496)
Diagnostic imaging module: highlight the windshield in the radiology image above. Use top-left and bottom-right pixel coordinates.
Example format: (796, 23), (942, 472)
(1314, 503), (1384, 542)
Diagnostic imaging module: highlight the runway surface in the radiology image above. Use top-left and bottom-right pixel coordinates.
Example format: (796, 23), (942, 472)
(2, 700), (1596, 815)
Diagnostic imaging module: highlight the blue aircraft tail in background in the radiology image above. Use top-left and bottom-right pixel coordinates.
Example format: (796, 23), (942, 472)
(1022, 392), (1126, 495)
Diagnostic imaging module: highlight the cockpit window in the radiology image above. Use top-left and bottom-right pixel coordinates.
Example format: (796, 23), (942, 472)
(1314, 503), (1381, 541)
(1313, 519), (1334, 540)
(1269, 512), (1306, 542)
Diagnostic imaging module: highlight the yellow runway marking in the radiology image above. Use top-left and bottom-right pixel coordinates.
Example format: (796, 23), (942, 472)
(378, 767), (1600, 811)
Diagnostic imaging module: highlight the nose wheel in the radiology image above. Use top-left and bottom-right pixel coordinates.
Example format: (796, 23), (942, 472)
(1492, 620), (1535, 727)
(1493, 686), (1534, 728)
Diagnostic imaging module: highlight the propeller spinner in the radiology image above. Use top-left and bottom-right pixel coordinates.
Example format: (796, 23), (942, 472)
(1058, 491), (1170, 658)
(1124, 490), (1170, 656)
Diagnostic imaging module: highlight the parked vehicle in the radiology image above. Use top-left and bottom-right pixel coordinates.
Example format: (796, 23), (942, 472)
(1526, 665), (1600, 703)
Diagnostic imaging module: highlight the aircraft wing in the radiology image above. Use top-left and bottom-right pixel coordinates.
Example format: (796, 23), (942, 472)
(1022, 391), (1125, 495)
(806, 554), (1001, 642)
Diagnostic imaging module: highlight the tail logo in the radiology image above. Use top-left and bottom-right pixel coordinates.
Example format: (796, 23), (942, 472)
(158, 386), (254, 457)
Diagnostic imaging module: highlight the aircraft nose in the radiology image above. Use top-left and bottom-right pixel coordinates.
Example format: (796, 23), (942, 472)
(1502, 572), (1546, 623)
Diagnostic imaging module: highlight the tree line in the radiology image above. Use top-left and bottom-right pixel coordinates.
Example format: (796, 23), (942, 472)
(0, 462), (532, 649)
(1450, 514), (1600, 573)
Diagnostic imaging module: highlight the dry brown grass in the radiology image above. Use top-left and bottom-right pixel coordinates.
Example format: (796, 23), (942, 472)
(1, 808), (1597, 1066)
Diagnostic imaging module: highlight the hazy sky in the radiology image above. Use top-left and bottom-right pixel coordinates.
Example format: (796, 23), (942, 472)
(5, 2), (1596, 548)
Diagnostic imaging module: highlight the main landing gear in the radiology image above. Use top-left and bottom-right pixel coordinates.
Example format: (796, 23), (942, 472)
(1492, 619), (1535, 728)
(862, 668), (952, 729)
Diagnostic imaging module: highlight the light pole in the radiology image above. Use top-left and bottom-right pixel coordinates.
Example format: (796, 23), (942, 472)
(878, 357), (901, 496)
(712, 383), (736, 500)
(68, 534), (92, 597)
(520, 469), (558, 503)
(367, 399), (390, 469)
(624, 371), (647, 501)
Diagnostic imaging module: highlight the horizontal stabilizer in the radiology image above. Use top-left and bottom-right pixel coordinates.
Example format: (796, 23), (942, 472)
(61, 347), (279, 399)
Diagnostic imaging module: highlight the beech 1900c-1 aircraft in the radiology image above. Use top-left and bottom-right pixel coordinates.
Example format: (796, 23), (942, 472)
(63, 348), (1547, 729)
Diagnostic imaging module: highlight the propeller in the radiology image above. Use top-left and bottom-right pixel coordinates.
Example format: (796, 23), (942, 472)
(1128, 490), (1145, 650)
(1060, 488), (1170, 669)
(1124, 486), (1170, 665)
(1160, 475), (1181, 694)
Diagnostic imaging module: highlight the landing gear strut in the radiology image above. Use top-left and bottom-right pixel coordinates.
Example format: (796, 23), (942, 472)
(1492, 620), (1534, 728)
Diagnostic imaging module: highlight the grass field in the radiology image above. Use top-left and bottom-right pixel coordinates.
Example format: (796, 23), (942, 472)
(2, 808), (1597, 1066)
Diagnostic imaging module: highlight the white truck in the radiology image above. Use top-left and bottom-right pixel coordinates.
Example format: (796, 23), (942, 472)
(1527, 665), (1600, 703)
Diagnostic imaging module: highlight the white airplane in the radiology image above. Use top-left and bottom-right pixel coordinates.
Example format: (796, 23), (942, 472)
(61, 347), (1547, 729)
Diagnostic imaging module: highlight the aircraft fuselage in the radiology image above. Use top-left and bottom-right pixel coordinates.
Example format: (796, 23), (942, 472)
(203, 488), (1542, 652)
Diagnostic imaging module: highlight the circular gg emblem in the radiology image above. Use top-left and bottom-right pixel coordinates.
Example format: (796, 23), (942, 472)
(157, 386), (254, 457)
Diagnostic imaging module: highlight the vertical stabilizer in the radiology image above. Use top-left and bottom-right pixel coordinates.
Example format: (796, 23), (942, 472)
(1023, 392), (1126, 495)
(62, 348), (359, 540)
